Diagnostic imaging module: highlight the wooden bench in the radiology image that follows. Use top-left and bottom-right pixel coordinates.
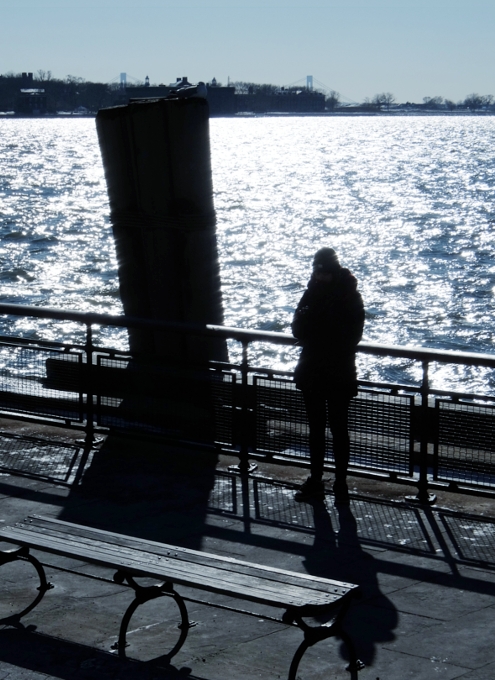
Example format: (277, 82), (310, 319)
(0, 515), (364, 679)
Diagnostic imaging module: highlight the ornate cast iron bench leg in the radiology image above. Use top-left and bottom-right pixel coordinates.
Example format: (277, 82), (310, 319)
(0, 545), (53, 622)
(112, 571), (194, 660)
(283, 606), (364, 680)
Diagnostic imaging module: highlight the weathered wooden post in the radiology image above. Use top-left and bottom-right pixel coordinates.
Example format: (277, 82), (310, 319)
(95, 96), (226, 442)
(95, 96), (226, 364)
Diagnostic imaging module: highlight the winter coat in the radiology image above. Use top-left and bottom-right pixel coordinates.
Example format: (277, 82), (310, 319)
(291, 268), (365, 396)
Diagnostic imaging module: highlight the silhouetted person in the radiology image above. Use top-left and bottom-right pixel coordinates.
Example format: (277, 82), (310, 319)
(292, 248), (364, 503)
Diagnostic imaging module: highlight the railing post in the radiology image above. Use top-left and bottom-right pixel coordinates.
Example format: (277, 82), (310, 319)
(230, 339), (256, 534)
(239, 340), (251, 474)
(408, 359), (436, 504)
(84, 322), (95, 449)
(228, 339), (257, 476)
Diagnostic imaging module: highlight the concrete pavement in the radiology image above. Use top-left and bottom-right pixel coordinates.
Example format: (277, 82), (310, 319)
(0, 425), (494, 679)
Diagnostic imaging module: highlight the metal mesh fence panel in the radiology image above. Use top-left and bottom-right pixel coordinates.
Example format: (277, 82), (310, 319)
(254, 377), (309, 460)
(435, 400), (495, 487)
(211, 369), (235, 448)
(0, 319), (493, 496)
(349, 391), (414, 475)
(0, 341), (84, 422)
(255, 378), (414, 476)
(96, 354), (166, 435)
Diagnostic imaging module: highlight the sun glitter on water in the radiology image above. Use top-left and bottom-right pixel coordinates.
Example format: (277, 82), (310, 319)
(0, 115), (494, 394)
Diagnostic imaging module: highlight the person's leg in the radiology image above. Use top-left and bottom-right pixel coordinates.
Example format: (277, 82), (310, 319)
(326, 395), (351, 479)
(326, 395), (351, 502)
(294, 389), (326, 501)
(303, 389), (327, 482)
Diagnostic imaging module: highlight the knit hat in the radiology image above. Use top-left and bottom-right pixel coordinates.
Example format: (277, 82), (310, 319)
(313, 247), (340, 273)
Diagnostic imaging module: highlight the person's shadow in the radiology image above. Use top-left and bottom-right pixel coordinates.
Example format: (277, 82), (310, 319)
(302, 498), (398, 668)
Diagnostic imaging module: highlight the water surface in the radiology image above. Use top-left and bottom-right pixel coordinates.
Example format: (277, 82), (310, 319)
(1, 116), (494, 393)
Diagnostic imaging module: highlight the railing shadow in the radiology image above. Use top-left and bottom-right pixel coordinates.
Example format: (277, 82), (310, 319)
(435, 508), (495, 568)
(207, 474), (495, 666)
(0, 429), (86, 485)
(2, 423), (495, 674)
(248, 479), (495, 570)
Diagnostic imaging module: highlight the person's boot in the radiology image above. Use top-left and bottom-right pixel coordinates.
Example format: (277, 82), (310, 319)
(295, 476), (325, 502)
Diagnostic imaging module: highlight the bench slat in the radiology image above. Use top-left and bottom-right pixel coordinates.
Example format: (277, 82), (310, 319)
(0, 526), (342, 609)
(18, 516), (356, 593)
(0, 516), (357, 612)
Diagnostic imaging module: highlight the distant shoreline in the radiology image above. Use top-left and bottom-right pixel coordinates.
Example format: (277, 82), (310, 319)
(1, 110), (494, 119)
(237, 110), (495, 118)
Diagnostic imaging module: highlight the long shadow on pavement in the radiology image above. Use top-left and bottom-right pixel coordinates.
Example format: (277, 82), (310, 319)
(57, 433), (219, 550)
(0, 623), (204, 680)
(2, 430), (495, 677)
(303, 500), (398, 667)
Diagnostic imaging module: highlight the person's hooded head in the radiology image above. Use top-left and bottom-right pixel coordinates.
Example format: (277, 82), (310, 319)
(312, 247), (340, 276)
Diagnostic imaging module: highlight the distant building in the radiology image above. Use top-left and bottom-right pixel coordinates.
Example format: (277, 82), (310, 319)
(15, 73), (47, 115)
(236, 88), (325, 114)
(204, 78), (236, 116)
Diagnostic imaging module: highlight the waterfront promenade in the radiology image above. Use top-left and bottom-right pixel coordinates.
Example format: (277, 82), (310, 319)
(0, 421), (494, 679)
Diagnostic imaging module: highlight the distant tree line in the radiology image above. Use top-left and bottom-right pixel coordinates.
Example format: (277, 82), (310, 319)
(328, 91), (495, 112)
(229, 84), (495, 112)
(407, 93), (493, 111)
(233, 85), (495, 112)
(0, 71), (493, 114)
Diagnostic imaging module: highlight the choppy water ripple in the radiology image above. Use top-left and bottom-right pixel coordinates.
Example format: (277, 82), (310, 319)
(0, 119), (122, 343)
(210, 116), (495, 392)
(1, 116), (494, 394)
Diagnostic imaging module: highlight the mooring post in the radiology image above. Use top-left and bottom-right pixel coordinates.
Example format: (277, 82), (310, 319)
(95, 96), (226, 364)
(95, 96), (226, 442)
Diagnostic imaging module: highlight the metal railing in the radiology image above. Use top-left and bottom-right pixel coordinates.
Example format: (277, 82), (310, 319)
(0, 303), (494, 500)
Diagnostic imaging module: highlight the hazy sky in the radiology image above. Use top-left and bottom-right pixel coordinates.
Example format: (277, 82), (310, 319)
(2, 0), (493, 103)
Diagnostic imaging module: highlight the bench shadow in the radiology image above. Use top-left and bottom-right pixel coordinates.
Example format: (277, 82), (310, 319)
(0, 624), (203, 679)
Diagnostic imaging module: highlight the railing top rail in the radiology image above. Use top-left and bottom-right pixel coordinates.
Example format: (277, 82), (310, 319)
(0, 303), (494, 369)
(357, 341), (495, 368)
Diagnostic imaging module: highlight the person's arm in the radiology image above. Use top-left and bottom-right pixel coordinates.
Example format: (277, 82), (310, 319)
(291, 291), (312, 340)
(336, 289), (365, 349)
